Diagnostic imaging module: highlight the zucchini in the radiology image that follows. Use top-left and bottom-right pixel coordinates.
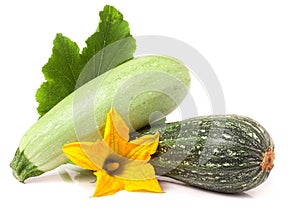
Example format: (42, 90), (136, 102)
(10, 55), (191, 182)
(132, 115), (274, 193)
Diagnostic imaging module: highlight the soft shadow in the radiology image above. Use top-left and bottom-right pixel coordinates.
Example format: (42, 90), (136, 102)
(25, 165), (253, 198)
(73, 169), (95, 183)
(158, 176), (253, 198)
(25, 164), (95, 184)
(25, 172), (63, 184)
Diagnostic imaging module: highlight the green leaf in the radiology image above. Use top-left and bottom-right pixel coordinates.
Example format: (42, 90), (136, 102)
(78, 5), (136, 87)
(36, 33), (83, 116)
(76, 37), (136, 88)
(36, 5), (136, 117)
(81, 5), (133, 63)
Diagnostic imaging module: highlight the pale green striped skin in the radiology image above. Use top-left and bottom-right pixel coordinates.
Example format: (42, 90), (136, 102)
(10, 55), (190, 182)
(133, 115), (274, 193)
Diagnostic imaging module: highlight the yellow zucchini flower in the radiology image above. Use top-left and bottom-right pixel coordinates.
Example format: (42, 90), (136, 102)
(62, 108), (162, 197)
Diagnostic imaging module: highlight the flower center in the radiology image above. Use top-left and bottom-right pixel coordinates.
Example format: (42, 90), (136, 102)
(106, 162), (120, 172)
(103, 157), (122, 175)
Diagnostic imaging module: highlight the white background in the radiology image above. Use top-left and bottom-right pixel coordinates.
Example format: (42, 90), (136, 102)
(0, 0), (299, 212)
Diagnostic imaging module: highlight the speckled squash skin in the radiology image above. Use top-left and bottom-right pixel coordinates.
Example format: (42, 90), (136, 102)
(133, 115), (275, 193)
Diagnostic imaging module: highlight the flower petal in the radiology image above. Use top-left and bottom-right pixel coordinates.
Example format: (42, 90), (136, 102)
(125, 132), (160, 161)
(124, 178), (162, 193)
(93, 170), (124, 197)
(118, 162), (162, 193)
(62, 142), (98, 170)
(103, 108), (130, 155)
(62, 141), (109, 170)
(118, 162), (157, 181)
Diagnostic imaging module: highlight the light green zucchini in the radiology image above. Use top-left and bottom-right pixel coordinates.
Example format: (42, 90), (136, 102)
(10, 55), (191, 182)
